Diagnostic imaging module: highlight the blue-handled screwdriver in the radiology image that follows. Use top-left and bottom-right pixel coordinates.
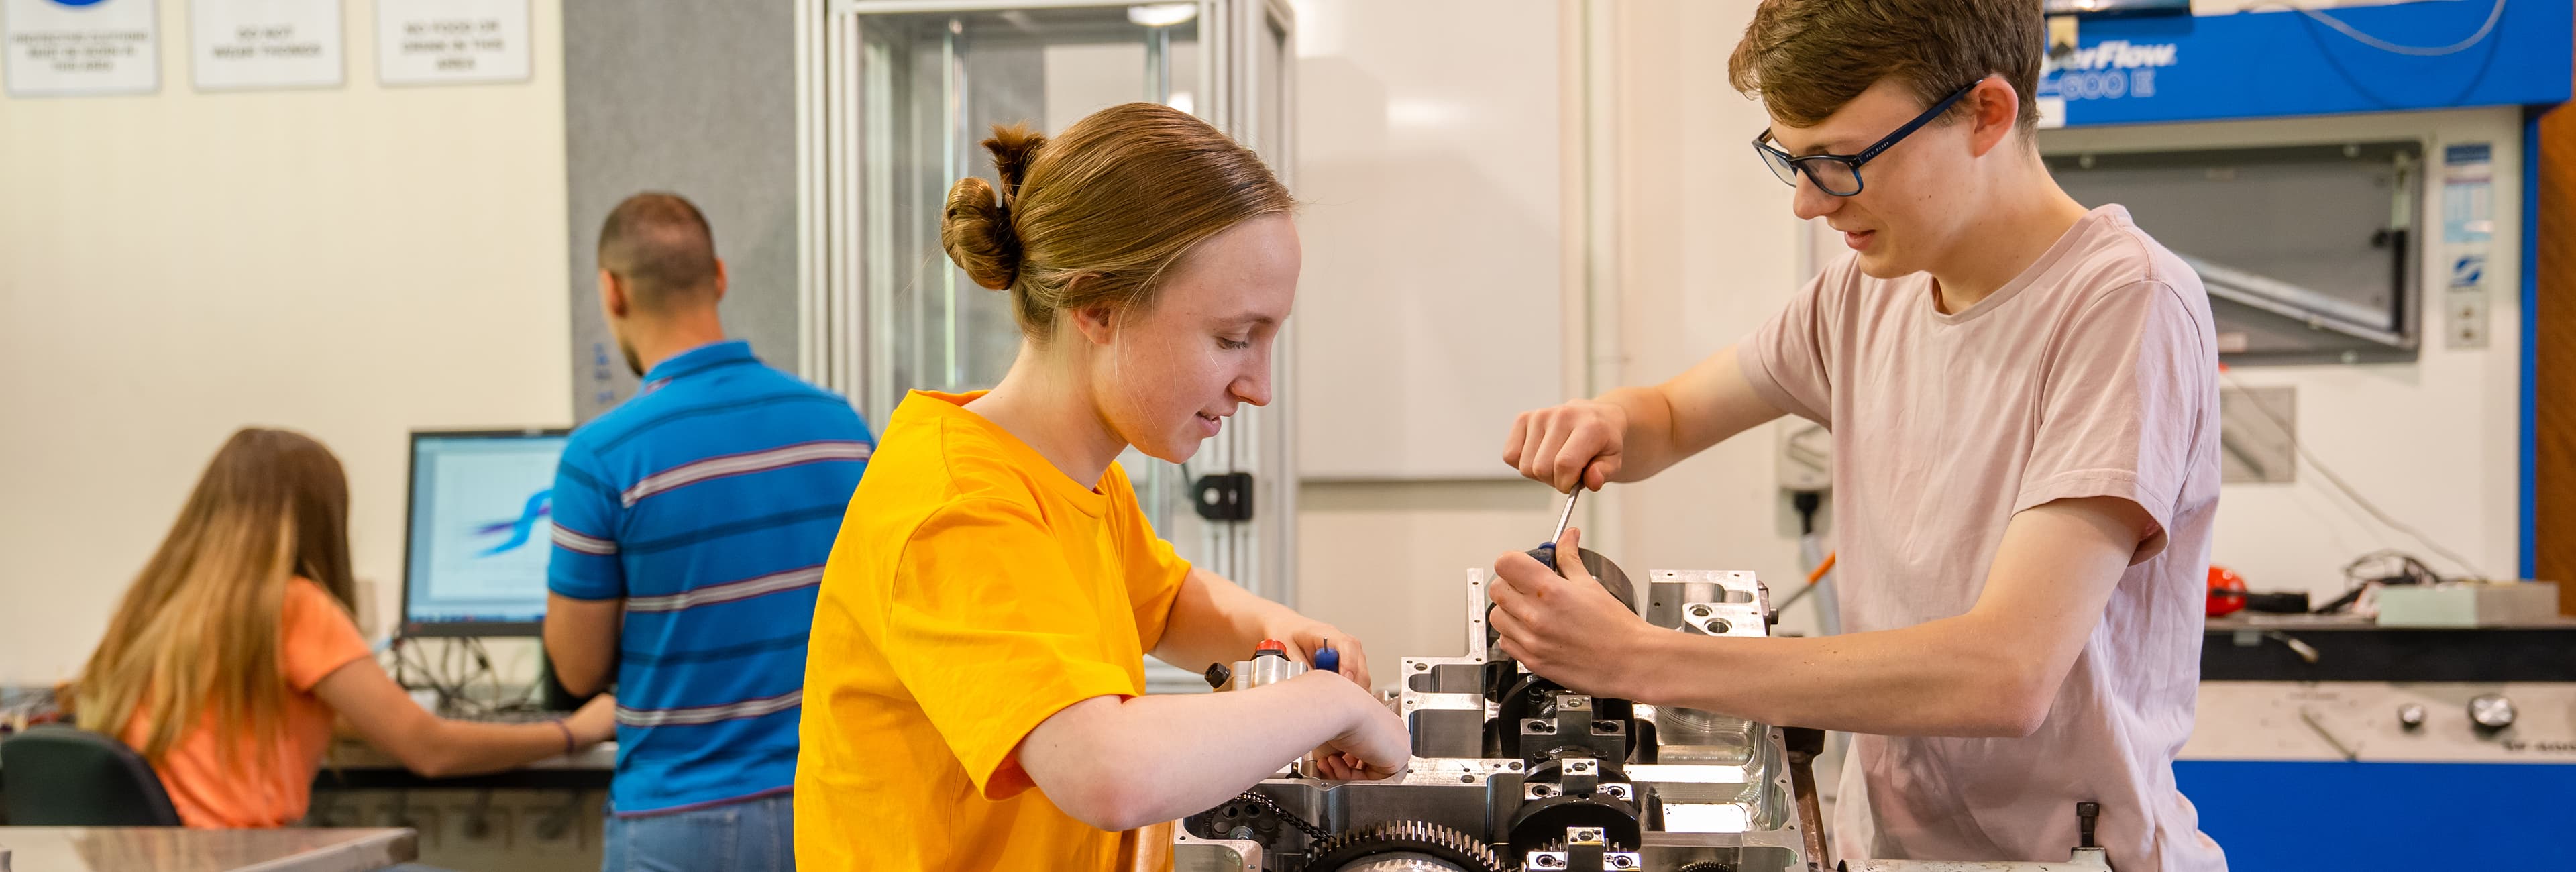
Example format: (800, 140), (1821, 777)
(1530, 486), (1582, 574)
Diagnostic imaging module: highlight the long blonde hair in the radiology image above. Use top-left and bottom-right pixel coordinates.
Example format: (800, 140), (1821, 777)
(941, 102), (1294, 339)
(75, 428), (357, 767)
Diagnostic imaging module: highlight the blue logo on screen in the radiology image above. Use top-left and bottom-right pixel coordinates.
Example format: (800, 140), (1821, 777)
(49, 0), (111, 7)
(471, 490), (553, 557)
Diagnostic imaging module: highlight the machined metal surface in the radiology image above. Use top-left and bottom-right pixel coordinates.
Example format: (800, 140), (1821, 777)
(1178, 564), (1816, 872)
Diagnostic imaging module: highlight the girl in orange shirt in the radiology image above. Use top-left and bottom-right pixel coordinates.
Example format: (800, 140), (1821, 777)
(73, 427), (619, 828)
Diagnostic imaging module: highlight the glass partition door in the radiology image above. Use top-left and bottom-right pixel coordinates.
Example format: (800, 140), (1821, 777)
(800, 1), (1298, 653)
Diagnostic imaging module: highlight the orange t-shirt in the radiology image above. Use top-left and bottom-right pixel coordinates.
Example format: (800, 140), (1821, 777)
(796, 390), (1191, 871)
(119, 577), (372, 828)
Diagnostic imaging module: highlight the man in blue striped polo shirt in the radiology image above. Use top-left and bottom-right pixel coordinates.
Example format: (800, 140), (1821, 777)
(545, 192), (871, 871)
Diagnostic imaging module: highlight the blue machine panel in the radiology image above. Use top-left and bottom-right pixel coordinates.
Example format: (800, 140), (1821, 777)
(2174, 759), (2576, 869)
(2045, 0), (2571, 127)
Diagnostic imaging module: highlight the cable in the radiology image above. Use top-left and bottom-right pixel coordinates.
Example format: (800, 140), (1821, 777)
(2315, 549), (2443, 614)
(2290, 0), (2506, 58)
(1806, 551), (1837, 585)
(2220, 368), (2489, 578)
(1774, 551), (1836, 614)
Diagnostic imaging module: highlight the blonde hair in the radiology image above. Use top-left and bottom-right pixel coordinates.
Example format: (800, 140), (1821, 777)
(941, 102), (1293, 339)
(75, 428), (356, 768)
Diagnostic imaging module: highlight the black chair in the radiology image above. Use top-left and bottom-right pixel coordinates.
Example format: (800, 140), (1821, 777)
(0, 724), (184, 826)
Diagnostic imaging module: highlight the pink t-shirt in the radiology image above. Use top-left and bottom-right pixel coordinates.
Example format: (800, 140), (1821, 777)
(1739, 205), (2226, 871)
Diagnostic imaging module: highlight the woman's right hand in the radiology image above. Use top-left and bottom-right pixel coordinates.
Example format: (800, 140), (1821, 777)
(1503, 399), (1627, 492)
(1307, 675), (1409, 781)
(565, 693), (619, 746)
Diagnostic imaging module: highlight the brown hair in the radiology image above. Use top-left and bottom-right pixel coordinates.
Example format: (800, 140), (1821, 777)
(941, 102), (1293, 339)
(1726, 0), (2043, 129)
(76, 428), (356, 767)
(599, 192), (720, 312)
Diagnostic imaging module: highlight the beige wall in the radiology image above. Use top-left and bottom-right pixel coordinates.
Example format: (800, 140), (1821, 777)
(0, 1), (571, 684)
(1584, 0), (1811, 592)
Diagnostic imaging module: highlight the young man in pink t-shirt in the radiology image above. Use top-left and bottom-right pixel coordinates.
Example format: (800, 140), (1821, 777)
(1489, 1), (2226, 870)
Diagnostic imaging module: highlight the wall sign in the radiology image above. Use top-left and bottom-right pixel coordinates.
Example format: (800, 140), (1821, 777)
(2442, 142), (2495, 350)
(374, 0), (525, 86)
(2039, 1), (2567, 127)
(3, 0), (159, 97)
(189, 0), (340, 91)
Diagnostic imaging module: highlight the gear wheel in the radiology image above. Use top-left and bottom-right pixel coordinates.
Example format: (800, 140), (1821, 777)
(1507, 794), (1643, 860)
(1305, 820), (1507, 872)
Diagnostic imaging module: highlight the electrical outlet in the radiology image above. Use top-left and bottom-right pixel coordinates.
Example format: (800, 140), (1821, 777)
(2446, 288), (2489, 349)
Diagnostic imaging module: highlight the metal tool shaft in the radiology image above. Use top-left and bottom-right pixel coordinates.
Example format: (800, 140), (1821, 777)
(1551, 487), (1582, 544)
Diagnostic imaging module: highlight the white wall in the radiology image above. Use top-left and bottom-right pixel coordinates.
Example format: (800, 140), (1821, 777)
(0, 0), (571, 684)
(1289, 0), (1566, 481)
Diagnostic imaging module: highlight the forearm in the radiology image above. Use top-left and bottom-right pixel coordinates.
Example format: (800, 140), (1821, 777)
(395, 718), (582, 778)
(1149, 569), (1302, 671)
(1034, 672), (1364, 830)
(1598, 386), (1685, 482)
(1631, 615), (2051, 737)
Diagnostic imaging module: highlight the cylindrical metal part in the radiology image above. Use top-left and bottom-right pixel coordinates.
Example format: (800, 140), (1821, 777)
(1234, 655), (1306, 691)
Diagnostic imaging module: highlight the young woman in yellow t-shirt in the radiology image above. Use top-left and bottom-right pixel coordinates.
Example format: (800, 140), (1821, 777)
(796, 102), (1409, 870)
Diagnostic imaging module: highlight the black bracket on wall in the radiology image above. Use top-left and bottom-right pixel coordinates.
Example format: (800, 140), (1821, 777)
(1192, 472), (1254, 522)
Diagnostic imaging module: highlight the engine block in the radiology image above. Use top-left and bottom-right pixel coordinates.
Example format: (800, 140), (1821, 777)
(1174, 553), (1825, 872)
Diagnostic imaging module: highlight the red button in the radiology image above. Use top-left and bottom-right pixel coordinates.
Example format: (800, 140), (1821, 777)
(1256, 639), (1287, 655)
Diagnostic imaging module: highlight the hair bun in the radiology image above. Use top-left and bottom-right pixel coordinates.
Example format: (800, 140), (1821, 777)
(941, 176), (1020, 290)
(938, 124), (1049, 292)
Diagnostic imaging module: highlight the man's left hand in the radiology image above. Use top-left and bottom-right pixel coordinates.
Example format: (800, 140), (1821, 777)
(1489, 527), (1653, 699)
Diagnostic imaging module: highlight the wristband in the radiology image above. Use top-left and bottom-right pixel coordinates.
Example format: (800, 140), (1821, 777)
(549, 717), (574, 755)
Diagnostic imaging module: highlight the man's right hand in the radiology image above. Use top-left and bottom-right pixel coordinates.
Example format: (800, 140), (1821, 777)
(1503, 399), (1629, 492)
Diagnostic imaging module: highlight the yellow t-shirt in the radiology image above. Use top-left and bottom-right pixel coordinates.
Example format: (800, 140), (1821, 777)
(797, 390), (1192, 871)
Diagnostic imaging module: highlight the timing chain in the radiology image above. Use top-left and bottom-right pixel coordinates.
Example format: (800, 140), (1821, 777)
(1228, 789), (1333, 843)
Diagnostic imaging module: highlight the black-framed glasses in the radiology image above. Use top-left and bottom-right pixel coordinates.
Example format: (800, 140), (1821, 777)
(1753, 80), (1983, 197)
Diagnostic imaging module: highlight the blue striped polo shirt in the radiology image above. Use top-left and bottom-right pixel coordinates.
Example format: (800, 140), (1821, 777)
(547, 339), (873, 815)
